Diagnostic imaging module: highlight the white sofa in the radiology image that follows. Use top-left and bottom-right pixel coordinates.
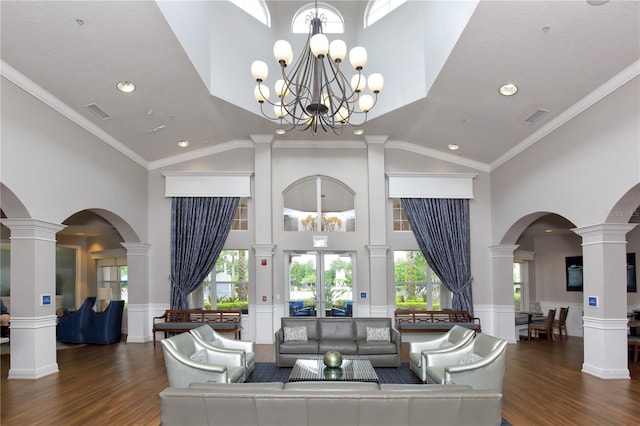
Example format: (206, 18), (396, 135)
(159, 381), (503, 426)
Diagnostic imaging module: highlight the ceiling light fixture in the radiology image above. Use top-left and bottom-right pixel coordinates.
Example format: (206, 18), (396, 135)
(499, 83), (518, 96)
(353, 129), (364, 136)
(448, 144), (460, 151)
(177, 140), (189, 148)
(251, 1), (383, 135)
(116, 81), (136, 93)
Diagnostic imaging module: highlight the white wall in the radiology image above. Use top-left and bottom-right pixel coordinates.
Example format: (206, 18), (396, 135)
(0, 77), (148, 237)
(491, 77), (640, 239)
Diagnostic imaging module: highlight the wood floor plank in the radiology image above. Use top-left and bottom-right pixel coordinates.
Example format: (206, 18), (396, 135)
(1, 336), (638, 425)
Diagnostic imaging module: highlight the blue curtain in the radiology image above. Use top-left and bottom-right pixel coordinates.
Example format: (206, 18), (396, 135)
(401, 198), (474, 314)
(170, 197), (239, 309)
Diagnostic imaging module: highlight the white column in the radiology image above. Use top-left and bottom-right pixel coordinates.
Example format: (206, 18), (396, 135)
(120, 242), (151, 343)
(1, 219), (65, 379)
(487, 245), (519, 342)
(573, 224), (636, 379)
(252, 244), (276, 344)
(365, 136), (389, 317)
(252, 135), (274, 344)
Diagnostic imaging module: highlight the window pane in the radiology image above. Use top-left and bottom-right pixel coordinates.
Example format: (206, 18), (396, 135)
(205, 249), (249, 313)
(293, 4), (344, 34)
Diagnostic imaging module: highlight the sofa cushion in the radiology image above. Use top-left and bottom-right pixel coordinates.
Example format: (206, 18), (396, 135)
(318, 319), (355, 340)
(284, 326), (308, 342)
(357, 340), (398, 355)
(319, 339), (358, 354)
(279, 341), (319, 354)
(355, 318), (392, 340)
(366, 326), (390, 342)
(189, 382), (285, 391)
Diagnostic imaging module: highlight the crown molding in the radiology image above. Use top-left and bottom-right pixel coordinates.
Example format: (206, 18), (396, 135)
(271, 139), (367, 149)
(148, 140), (255, 170)
(384, 140), (490, 172)
(490, 59), (640, 171)
(0, 61), (149, 169)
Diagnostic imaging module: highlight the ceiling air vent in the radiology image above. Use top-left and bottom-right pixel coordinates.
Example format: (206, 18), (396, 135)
(84, 103), (111, 120)
(523, 109), (548, 125)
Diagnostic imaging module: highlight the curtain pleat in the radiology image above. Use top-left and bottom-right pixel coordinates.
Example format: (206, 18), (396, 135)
(401, 198), (474, 315)
(170, 197), (239, 309)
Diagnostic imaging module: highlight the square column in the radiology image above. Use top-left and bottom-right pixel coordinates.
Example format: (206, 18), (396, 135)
(573, 223), (636, 379)
(121, 242), (151, 343)
(1, 219), (65, 379)
(488, 245), (519, 342)
(252, 244), (276, 344)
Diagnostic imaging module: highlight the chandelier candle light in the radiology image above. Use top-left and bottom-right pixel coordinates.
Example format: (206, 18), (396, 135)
(251, 7), (383, 135)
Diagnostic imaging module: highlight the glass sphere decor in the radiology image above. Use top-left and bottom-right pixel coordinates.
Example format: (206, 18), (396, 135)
(323, 351), (343, 368)
(324, 367), (343, 380)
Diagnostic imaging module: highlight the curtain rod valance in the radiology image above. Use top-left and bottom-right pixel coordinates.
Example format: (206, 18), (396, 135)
(163, 171), (252, 197)
(387, 173), (476, 199)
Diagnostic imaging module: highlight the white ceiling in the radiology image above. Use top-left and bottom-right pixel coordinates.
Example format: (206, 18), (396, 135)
(1, 0), (639, 172)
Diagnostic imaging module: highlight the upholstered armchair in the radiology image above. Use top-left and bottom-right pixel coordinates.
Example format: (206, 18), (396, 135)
(409, 325), (476, 383)
(423, 333), (508, 392)
(56, 297), (96, 344)
(190, 324), (255, 380)
(161, 331), (245, 388)
(84, 300), (125, 344)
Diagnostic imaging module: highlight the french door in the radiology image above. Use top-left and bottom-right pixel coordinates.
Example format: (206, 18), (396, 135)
(287, 251), (354, 317)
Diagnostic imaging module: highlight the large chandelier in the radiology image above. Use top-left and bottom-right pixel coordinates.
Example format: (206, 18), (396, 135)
(251, 5), (383, 135)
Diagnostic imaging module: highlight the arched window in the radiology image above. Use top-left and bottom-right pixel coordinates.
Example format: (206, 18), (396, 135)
(292, 2), (344, 34)
(283, 176), (355, 232)
(230, 0), (270, 27)
(365, 0), (406, 28)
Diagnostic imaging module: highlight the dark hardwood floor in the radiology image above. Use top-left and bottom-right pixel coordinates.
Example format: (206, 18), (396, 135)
(1, 335), (639, 425)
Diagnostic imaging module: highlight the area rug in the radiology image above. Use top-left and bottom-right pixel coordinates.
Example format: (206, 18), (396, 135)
(247, 362), (512, 426)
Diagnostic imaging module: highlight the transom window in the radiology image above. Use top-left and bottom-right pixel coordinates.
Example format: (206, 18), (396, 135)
(231, 197), (248, 231)
(365, 0), (407, 28)
(392, 198), (411, 231)
(292, 2), (344, 34)
(230, 0), (270, 27)
(283, 176), (355, 232)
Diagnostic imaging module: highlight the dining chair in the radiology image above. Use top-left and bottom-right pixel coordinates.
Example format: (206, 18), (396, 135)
(553, 306), (569, 339)
(528, 308), (556, 341)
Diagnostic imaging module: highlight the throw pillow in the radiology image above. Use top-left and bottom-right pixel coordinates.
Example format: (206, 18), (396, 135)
(366, 326), (390, 342)
(459, 352), (483, 365)
(190, 349), (208, 363)
(284, 326), (308, 342)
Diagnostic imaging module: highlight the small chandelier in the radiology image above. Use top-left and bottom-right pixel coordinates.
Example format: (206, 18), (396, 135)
(251, 5), (383, 135)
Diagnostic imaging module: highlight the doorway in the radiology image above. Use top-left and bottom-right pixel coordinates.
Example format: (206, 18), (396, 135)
(287, 251), (354, 317)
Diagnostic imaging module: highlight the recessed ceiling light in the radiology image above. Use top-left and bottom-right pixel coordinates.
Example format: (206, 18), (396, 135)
(353, 129), (364, 135)
(177, 140), (189, 148)
(116, 81), (136, 93)
(499, 83), (518, 96)
(448, 144), (460, 151)
(544, 229), (553, 233)
(275, 128), (286, 135)
(587, 0), (609, 6)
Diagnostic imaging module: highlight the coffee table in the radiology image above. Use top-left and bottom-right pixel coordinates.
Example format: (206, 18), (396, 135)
(289, 357), (379, 383)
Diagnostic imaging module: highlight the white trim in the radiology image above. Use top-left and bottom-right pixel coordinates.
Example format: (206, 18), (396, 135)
(163, 171), (252, 197)
(387, 172), (476, 199)
(148, 140), (255, 170)
(385, 140), (490, 172)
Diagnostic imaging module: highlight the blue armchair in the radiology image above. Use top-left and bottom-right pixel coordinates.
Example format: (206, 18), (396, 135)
(331, 301), (353, 317)
(56, 297), (96, 344)
(289, 301), (314, 316)
(84, 300), (125, 344)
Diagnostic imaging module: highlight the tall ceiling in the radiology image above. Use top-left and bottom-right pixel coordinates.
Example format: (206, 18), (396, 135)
(1, 0), (639, 172)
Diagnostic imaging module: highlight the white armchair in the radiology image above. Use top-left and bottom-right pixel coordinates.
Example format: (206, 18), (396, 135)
(423, 333), (508, 392)
(409, 325), (476, 383)
(161, 331), (245, 388)
(190, 324), (256, 380)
